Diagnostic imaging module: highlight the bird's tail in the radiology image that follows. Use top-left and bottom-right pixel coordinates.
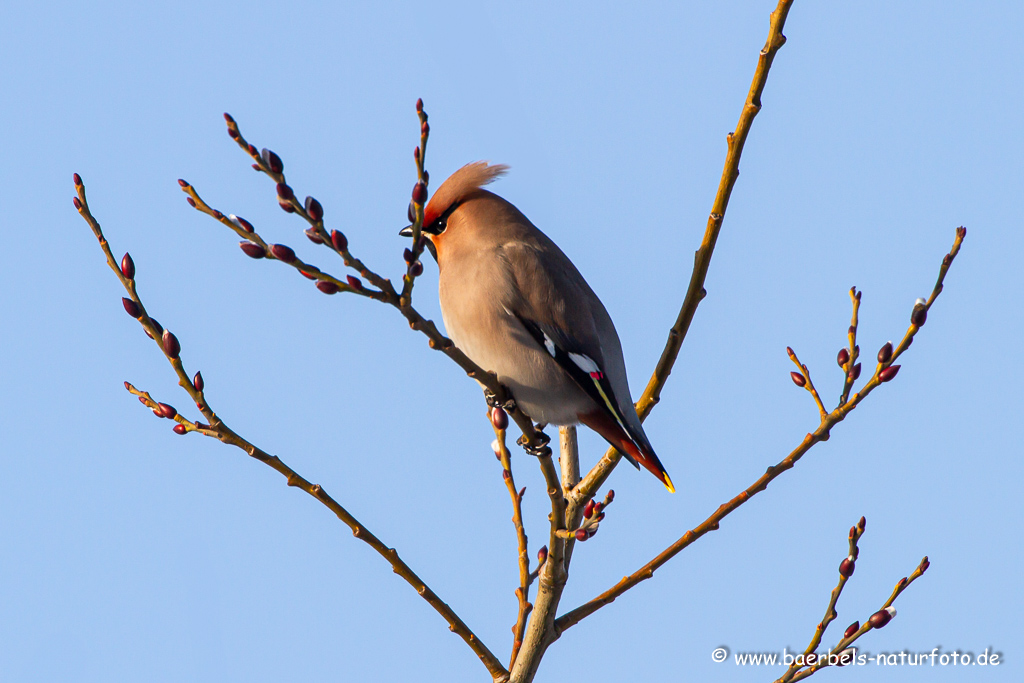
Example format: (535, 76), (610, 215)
(579, 411), (675, 493)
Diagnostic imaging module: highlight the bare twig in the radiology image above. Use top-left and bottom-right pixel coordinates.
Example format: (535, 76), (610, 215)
(74, 180), (508, 682)
(571, 0), (795, 506)
(491, 409), (533, 669)
(555, 227), (964, 632)
(787, 346), (828, 420)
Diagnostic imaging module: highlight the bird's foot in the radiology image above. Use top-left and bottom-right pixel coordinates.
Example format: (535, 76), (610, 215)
(484, 388), (518, 414)
(518, 429), (551, 457)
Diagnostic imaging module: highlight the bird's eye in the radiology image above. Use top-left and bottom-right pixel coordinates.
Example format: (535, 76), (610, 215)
(435, 217), (447, 233)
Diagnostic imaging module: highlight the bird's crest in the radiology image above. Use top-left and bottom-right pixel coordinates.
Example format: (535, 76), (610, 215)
(424, 161), (508, 226)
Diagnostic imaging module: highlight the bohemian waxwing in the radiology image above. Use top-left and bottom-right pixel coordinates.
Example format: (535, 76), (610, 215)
(401, 162), (674, 492)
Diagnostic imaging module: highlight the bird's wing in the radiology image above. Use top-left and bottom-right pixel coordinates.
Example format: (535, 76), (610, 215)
(498, 239), (643, 470)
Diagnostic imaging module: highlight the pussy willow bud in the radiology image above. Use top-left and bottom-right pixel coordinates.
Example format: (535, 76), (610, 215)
(193, 371), (204, 392)
(228, 128), (239, 139)
(276, 183), (293, 200)
(421, 121), (430, 136)
(240, 242), (265, 258)
(844, 622), (860, 639)
(261, 148), (283, 174)
(270, 244), (296, 263)
(404, 248), (414, 264)
(316, 281), (340, 294)
(839, 556), (856, 577)
(186, 197), (196, 208)
(911, 300), (928, 327)
(120, 253), (135, 279)
(584, 500), (595, 519)
(407, 202), (416, 223)
(162, 330), (180, 359)
(229, 215), (254, 233)
(575, 529), (588, 541)
(73, 197), (82, 210)
(305, 228), (324, 244)
(878, 365), (901, 382)
(173, 424), (187, 435)
(605, 490), (615, 503)
(346, 275), (363, 291)
(279, 200), (296, 213)
(848, 363), (862, 381)
(410, 261), (423, 277)
(412, 182), (427, 204)
(331, 230), (348, 252)
(868, 607), (895, 629)
(156, 403), (177, 419)
(416, 98), (423, 112)
(537, 545), (548, 563)
(919, 557), (930, 574)
(223, 112), (235, 124)
(491, 406), (508, 430)
(837, 348), (850, 367)
(304, 196), (323, 221)
(790, 371), (806, 387)
(177, 179), (188, 187)
(73, 172), (82, 186)
(877, 341), (893, 364)
(146, 318), (163, 339)
(858, 516), (866, 530)
(122, 297), (141, 318)
(299, 270), (317, 280)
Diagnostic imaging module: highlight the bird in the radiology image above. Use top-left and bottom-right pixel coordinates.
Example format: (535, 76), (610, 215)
(400, 162), (674, 492)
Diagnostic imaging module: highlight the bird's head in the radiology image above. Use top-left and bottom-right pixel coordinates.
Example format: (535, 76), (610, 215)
(399, 161), (508, 259)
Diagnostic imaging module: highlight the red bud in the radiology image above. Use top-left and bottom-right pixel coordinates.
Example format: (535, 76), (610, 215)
(223, 112), (235, 124)
(421, 121), (430, 136)
(416, 98), (423, 112)
(299, 270), (317, 280)
(122, 297), (141, 318)
(848, 363), (861, 381)
(786, 346), (795, 357)
(279, 200), (296, 213)
(911, 304), (927, 327)
(575, 529), (588, 541)
(407, 202), (416, 223)
(247, 144), (257, 156)
(262, 148), (283, 173)
(404, 248), (414, 264)
(790, 371), (806, 387)
(316, 280), (340, 294)
(878, 365), (901, 382)
(502, 469), (510, 480)
(234, 216), (254, 233)
(849, 525), (856, 539)
(346, 275), (363, 291)
(412, 182), (427, 204)
(305, 228), (324, 244)
(186, 197), (196, 207)
(270, 244), (296, 263)
(173, 423), (187, 435)
(73, 197), (82, 210)
(858, 516), (866, 530)
(837, 348), (850, 366)
(331, 230), (348, 252)
(193, 371), (204, 392)
(491, 406), (508, 430)
(897, 577), (908, 589)
(414, 146), (421, 162)
(423, 170), (429, 185)
(919, 557), (930, 573)
(240, 242), (265, 258)
(410, 261), (423, 277)
(839, 557), (855, 577)
(606, 490), (615, 502)
(156, 403), (177, 419)
(276, 183), (293, 200)
(162, 330), (180, 359)
(844, 622), (860, 639)
(177, 179), (188, 187)
(212, 210), (223, 220)
(868, 608), (895, 629)
(252, 163), (260, 171)
(228, 128), (239, 139)
(877, 342), (893, 364)
(537, 545), (547, 562)
(584, 500), (595, 519)
(120, 252), (135, 279)
(304, 196), (323, 221)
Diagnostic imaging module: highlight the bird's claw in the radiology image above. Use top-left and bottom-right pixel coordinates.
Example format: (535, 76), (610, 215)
(518, 430), (551, 457)
(484, 388), (518, 413)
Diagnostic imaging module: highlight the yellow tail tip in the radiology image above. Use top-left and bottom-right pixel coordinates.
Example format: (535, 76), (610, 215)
(663, 473), (676, 494)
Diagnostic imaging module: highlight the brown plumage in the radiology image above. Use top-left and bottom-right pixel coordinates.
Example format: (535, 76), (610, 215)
(403, 162), (673, 492)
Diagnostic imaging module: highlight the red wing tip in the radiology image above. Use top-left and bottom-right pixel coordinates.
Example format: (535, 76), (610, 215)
(661, 472), (676, 494)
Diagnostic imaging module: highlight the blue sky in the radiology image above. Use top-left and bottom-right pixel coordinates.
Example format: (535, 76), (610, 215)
(1, 1), (1020, 681)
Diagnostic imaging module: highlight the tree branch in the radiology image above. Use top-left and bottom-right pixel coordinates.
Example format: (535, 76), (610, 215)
(571, 0), (795, 506)
(555, 227), (964, 632)
(74, 180), (509, 682)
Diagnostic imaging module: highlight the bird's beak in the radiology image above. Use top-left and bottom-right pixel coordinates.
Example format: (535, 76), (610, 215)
(399, 225), (414, 237)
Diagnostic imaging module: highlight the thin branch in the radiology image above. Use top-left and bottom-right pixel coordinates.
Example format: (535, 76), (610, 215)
(783, 554), (931, 682)
(787, 346), (828, 420)
(555, 227), (964, 632)
(74, 180), (508, 683)
(571, 0), (795, 506)
(491, 410), (533, 670)
(208, 111), (553, 458)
